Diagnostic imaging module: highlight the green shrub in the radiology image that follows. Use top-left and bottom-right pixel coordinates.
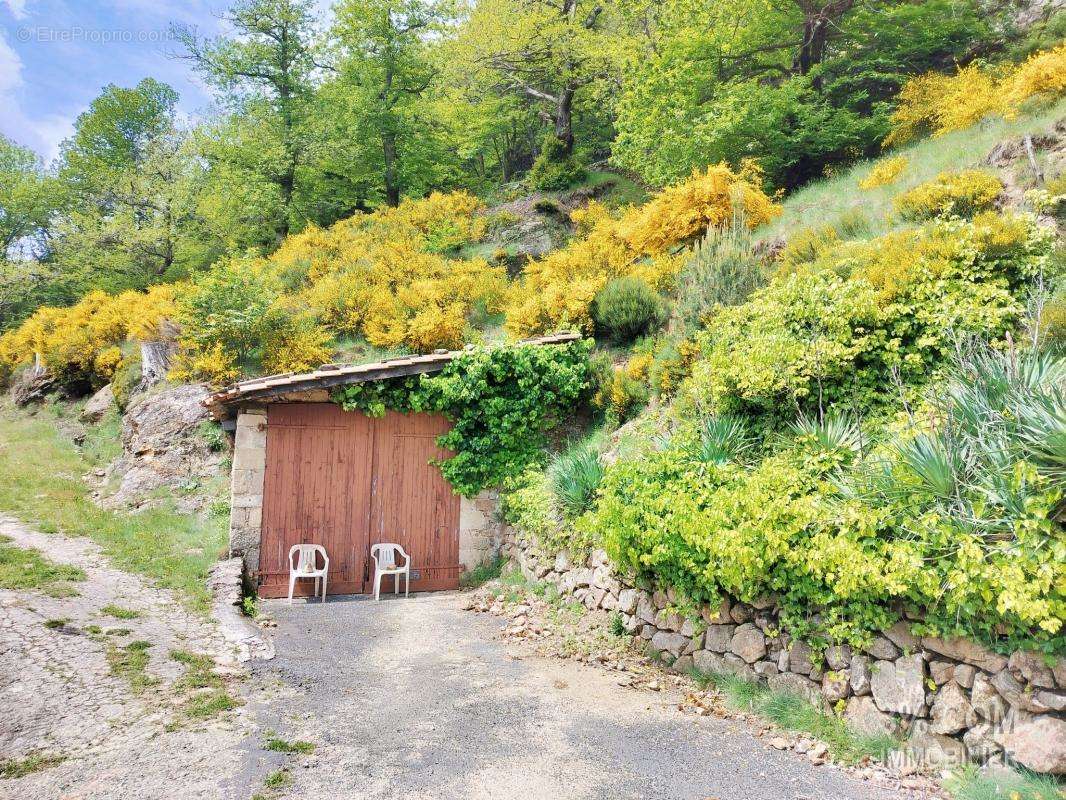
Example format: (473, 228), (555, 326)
(528, 135), (587, 191)
(895, 170), (1002, 220)
(681, 215), (1049, 425)
(676, 222), (766, 331)
(335, 340), (593, 496)
(591, 277), (666, 344)
(548, 440), (605, 518)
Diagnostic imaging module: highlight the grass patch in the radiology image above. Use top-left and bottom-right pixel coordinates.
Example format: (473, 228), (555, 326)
(101, 604), (139, 620)
(693, 669), (897, 765)
(460, 555), (506, 589)
(0, 535), (85, 593)
(758, 97), (1066, 244)
(264, 736), (316, 755)
(42, 618), (69, 629)
(170, 649), (240, 722)
(41, 582), (80, 598)
(264, 769), (293, 790)
(80, 407), (123, 468)
(945, 764), (1064, 800)
(0, 752), (65, 779)
(0, 402), (226, 613)
(106, 640), (158, 694)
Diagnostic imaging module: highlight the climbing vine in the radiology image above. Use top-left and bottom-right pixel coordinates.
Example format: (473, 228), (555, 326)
(333, 340), (593, 496)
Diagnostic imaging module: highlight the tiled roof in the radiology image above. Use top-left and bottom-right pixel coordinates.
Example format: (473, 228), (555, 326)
(203, 332), (582, 415)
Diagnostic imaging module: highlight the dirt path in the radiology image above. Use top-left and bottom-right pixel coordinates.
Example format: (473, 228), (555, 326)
(0, 517), (257, 800)
(246, 592), (920, 800)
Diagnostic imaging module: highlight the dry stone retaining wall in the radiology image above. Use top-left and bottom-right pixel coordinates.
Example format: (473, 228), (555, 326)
(502, 528), (1066, 775)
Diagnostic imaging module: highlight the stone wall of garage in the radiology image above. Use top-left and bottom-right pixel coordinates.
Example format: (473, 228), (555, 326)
(502, 528), (1066, 776)
(458, 490), (504, 572)
(228, 408), (268, 574)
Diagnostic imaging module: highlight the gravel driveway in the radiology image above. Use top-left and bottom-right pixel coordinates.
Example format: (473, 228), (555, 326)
(245, 592), (915, 800)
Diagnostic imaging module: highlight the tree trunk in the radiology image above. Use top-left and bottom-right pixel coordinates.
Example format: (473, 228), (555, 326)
(141, 341), (173, 387)
(554, 88), (575, 155)
(383, 133), (400, 207)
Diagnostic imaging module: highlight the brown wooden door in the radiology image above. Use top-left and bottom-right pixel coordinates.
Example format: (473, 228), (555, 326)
(258, 404), (373, 597)
(257, 404), (461, 598)
(368, 411), (461, 593)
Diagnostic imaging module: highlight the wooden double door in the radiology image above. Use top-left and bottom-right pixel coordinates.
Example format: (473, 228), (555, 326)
(257, 404), (460, 598)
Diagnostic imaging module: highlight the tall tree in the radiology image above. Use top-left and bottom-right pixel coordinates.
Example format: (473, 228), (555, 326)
(458, 0), (620, 155)
(174, 0), (320, 241)
(0, 134), (61, 258)
(54, 80), (218, 292)
(321, 0), (456, 207)
(59, 78), (179, 196)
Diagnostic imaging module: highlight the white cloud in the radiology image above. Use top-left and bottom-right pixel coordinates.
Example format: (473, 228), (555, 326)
(0, 29), (73, 161)
(0, 28), (24, 96)
(2, 0), (29, 20)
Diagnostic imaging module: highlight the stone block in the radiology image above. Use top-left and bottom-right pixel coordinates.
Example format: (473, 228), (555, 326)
(730, 623), (767, 664)
(871, 655), (926, 716)
(704, 624), (736, 654)
(920, 636), (1007, 673)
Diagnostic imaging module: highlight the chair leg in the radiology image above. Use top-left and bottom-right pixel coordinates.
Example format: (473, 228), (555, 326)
(405, 569), (409, 597)
(395, 573), (399, 595)
(322, 572), (327, 603)
(288, 574), (296, 605)
(374, 571), (382, 601)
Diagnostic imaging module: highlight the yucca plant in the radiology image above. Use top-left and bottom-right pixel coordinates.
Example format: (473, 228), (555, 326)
(548, 441), (605, 518)
(692, 414), (753, 465)
(791, 411), (864, 457)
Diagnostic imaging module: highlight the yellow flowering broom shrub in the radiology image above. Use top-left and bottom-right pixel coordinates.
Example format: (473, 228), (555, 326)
(1003, 44), (1066, 110)
(886, 46), (1066, 146)
(894, 170), (1002, 220)
(858, 156), (907, 189)
(505, 166), (778, 338)
(0, 285), (178, 389)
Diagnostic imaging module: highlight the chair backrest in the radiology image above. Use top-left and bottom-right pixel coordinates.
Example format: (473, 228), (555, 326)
(289, 544), (326, 573)
(371, 543), (407, 570)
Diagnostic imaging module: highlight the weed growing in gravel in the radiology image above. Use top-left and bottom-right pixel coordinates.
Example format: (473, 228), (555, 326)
(264, 737), (316, 755)
(106, 640), (158, 694)
(0, 536), (85, 593)
(460, 555), (506, 589)
(0, 752), (65, 779)
(691, 670), (897, 765)
(945, 764), (1063, 800)
(170, 650), (240, 723)
(101, 604), (140, 620)
(264, 769), (292, 789)
(42, 582), (80, 598)
(609, 612), (626, 637)
(43, 618), (70, 629)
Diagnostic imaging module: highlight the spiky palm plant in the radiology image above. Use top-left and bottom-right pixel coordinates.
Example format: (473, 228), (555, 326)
(791, 411), (864, 456)
(693, 414), (753, 465)
(548, 441), (605, 518)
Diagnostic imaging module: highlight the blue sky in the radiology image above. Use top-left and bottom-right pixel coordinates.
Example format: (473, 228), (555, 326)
(0, 0), (326, 164)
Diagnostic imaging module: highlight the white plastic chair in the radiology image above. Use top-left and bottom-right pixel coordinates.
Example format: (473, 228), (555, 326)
(287, 544), (329, 604)
(370, 543), (410, 601)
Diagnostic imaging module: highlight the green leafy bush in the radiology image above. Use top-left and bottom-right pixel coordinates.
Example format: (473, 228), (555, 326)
(681, 214), (1049, 426)
(591, 277), (666, 344)
(527, 135), (587, 191)
(334, 340), (593, 496)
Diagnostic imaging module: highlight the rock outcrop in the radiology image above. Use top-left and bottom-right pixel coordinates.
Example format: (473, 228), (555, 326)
(99, 383), (225, 513)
